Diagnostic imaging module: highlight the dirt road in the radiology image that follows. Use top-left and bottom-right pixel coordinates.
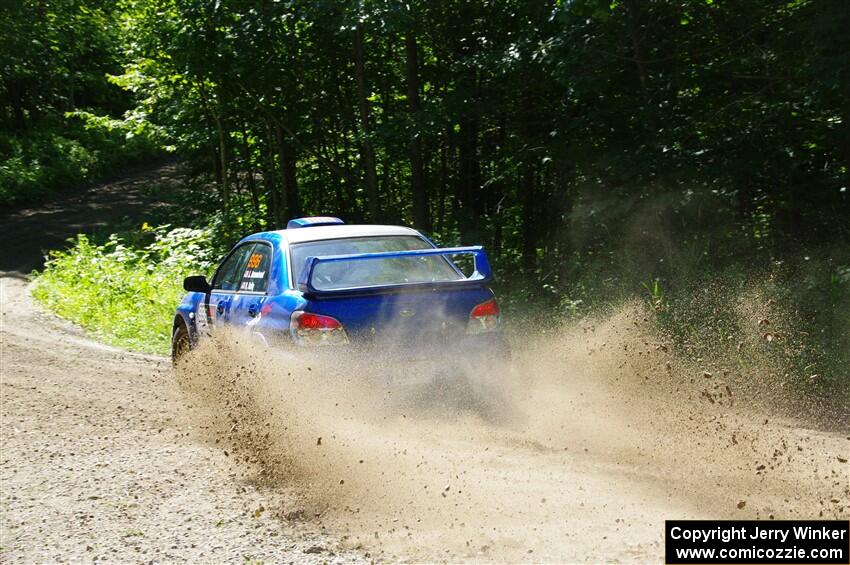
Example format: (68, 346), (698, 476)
(1, 166), (848, 563)
(0, 168), (362, 563)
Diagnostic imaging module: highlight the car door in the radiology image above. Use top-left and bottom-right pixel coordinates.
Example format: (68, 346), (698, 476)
(206, 242), (257, 328)
(228, 242), (273, 327)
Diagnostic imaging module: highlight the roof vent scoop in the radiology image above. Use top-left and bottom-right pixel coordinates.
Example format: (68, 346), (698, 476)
(286, 216), (345, 229)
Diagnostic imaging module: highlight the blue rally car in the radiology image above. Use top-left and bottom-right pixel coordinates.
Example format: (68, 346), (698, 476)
(172, 217), (508, 385)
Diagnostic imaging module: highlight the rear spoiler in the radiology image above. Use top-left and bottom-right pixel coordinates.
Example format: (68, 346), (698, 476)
(297, 246), (493, 296)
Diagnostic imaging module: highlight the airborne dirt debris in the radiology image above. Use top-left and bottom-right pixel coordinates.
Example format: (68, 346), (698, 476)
(174, 303), (849, 563)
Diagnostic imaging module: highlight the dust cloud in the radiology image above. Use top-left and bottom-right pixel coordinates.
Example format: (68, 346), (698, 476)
(176, 301), (849, 563)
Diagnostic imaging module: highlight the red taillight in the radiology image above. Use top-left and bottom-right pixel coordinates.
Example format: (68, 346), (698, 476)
(290, 311), (348, 345)
(295, 312), (342, 330)
(467, 298), (500, 334)
(470, 298), (500, 318)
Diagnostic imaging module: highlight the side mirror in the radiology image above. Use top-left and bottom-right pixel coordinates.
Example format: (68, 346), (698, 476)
(183, 275), (211, 293)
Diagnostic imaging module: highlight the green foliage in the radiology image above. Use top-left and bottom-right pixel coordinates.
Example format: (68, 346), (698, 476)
(7, 0), (849, 258)
(642, 278), (668, 313)
(32, 225), (216, 354)
(0, 114), (158, 205)
(97, 0), (848, 267)
(0, 0), (160, 206)
(1, 0), (127, 126)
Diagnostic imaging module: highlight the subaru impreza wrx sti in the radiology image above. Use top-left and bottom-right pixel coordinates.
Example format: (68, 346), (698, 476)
(172, 217), (509, 386)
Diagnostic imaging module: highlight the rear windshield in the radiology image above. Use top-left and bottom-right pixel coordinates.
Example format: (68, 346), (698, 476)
(290, 235), (463, 290)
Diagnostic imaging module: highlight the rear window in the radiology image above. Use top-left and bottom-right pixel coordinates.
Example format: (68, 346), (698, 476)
(290, 236), (463, 290)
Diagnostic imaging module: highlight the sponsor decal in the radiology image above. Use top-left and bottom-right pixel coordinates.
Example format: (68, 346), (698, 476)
(247, 253), (262, 269)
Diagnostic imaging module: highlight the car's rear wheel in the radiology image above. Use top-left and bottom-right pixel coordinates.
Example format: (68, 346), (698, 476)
(171, 321), (191, 365)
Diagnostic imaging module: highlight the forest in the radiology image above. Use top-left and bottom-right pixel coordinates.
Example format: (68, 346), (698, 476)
(3, 0), (849, 386)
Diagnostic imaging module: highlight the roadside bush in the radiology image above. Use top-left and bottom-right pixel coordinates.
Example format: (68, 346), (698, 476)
(496, 243), (849, 401)
(643, 258), (850, 401)
(32, 225), (215, 354)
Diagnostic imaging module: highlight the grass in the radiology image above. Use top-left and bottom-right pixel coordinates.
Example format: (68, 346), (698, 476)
(32, 225), (215, 354)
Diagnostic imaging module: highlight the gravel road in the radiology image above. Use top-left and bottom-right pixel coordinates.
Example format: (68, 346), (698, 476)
(0, 167), (363, 563)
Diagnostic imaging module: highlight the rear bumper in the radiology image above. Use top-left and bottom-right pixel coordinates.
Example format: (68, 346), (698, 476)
(272, 332), (511, 385)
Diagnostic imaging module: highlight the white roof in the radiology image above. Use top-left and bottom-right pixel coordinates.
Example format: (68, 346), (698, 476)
(274, 224), (421, 245)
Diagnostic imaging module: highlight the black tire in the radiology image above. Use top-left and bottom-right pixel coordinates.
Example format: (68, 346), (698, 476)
(171, 321), (191, 365)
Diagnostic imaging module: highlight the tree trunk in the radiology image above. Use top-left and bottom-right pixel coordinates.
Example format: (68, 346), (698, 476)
(521, 159), (537, 276)
(518, 84), (541, 276)
(212, 111), (229, 222)
(489, 116), (507, 258)
(438, 141), (448, 238)
(211, 145), (222, 187)
(333, 65), (361, 221)
(623, 0), (658, 144)
(275, 123), (300, 219)
(406, 32), (429, 231)
(241, 127), (262, 229)
(353, 24), (380, 220)
(457, 112), (482, 243)
(264, 120), (281, 228)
